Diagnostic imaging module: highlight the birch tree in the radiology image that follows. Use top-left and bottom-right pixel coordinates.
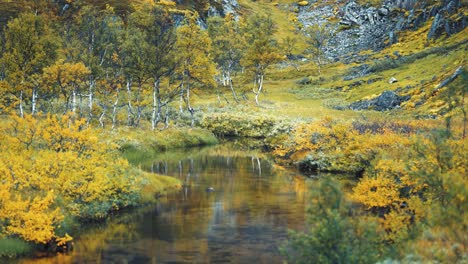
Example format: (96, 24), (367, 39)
(241, 15), (281, 106)
(175, 13), (216, 127)
(62, 5), (123, 124)
(121, 13), (152, 127)
(305, 24), (332, 76)
(1, 13), (57, 117)
(207, 14), (244, 103)
(136, 6), (178, 130)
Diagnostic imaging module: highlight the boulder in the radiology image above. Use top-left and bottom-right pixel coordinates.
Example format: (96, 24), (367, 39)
(349, 90), (410, 111)
(427, 13), (445, 40)
(389, 31), (398, 44)
(378, 8), (389, 16)
(388, 77), (398, 84)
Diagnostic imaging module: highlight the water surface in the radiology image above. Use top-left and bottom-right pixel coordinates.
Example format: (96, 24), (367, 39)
(19, 143), (308, 263)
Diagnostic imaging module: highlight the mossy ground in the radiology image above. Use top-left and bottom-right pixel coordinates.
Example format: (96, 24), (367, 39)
(195, 20), (466, 124)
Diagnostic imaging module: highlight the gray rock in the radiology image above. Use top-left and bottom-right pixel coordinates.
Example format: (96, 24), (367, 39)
(428, 13), (445, 40)
(378, 8), (389, 16)
(297, 0), (465, 61)
(343, 64), (371, 80)
(349, 90), (410, 111)
(389, 77), (398, 84)
(389, 31), (398, 44)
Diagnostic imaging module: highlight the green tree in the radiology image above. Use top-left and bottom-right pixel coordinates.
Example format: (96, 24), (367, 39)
(139, 6), (178, 130)
(42, 60), (91, 116)
(175, 13), (216, 127)
(121, 10), (153, 127)
(1, 13), (58, 117)
(304, 24), (332, 76)
(282, 35), (297, 58)
(281, 179), (385, 263)
(62, 5), (124, 124)
(207, 14), (244, 103)
(241, 15), (281, 106)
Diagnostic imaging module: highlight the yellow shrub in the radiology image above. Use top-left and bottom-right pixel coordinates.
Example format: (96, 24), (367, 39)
(0, 114), (143, 245)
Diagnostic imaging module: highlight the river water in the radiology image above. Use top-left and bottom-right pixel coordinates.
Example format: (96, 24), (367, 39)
(19, 142), (309, 263)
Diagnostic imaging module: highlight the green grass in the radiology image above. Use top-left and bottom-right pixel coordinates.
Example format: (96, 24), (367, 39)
(105, 126), (218, 154)
(138, 171), (181, 203)
(238, 0), (308, 53)
(0, 238), (32, 258)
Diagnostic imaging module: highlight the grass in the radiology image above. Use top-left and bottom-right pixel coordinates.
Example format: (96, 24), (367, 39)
(0, 238), (32, 258)
(104, 126), (218, 154)
(138, 170), (182, 203)
(147, 14), (466, 126)
(237, 0), (308, 53)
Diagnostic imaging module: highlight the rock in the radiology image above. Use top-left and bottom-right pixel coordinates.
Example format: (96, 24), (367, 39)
(378, 8), (389, 16)
(428, 13), (445, 40)
(413, 11), (428, 29)
(287, 54), (306, 61)
(389, 31), (398, 44)
(367, 77), (383, 84)
(296, 77), (312, 85)
(395, 17), (406, 31)
(393, 51), (401, 58)
(434, 66), (464, 92)
(349, 80), (364, 88)
(343, 64), (371, 80)
(389, 77), (398, 84)
(349, 90), (410, 111)
(206, 187), (215, 192)
(207, 0), (239, 18)
(297, 0), (465, 61)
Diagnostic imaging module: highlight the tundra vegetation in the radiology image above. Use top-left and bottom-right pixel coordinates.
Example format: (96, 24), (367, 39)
(0, 0), (466, 262)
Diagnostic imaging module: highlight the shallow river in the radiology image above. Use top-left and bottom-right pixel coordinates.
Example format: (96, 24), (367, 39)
(19, 142), (309, 263)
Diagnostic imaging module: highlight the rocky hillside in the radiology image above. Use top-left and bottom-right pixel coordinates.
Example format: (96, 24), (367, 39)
(293, 0), (467, 61)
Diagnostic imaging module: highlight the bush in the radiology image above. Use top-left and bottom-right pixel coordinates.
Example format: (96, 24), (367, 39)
(200, 112), (292, 138)
(281, 178), (386, 263)
(0, 114), (182, 250)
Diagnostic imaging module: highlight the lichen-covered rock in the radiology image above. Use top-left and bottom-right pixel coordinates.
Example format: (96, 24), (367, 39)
(297, 0), (466, 62)
(349, 90), (410, 111)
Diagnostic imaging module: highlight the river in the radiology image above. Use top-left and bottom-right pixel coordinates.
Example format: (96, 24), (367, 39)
(18, 142), (309, 263)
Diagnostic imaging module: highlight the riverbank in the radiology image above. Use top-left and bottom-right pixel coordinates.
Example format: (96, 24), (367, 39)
(14, 142), (309, 264)
(0, 114), (218, 259)
(199, 109), (467, 261)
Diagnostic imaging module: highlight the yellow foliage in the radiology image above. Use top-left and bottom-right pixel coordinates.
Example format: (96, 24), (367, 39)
(0, 190), (63, 244)
(0, 113), (142, 245)
(56, 233), (73, 247)
(156, 0), (176, 6)
(379, 209), (411, 242)
(352, 175), (401, 209)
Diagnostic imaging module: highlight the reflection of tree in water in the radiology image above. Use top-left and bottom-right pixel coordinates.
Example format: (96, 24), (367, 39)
(25, 143), (309, 263)
(134, 145), (309, 260)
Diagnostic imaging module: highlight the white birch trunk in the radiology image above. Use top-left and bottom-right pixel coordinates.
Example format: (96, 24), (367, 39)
(19, 90), (24, 118)
(72, 88), (77, 114)
(111, 89), (119, 130)
(227, 71), (239, 103)
(126, 79), (133, 126)
(254, 74), (264, 106)
(186, 77), (195, 127)
(151, 79), (161, 130)
(179, 83), (184, 114)
(88, 80), (94, 124)
(31, 88), (37, 115)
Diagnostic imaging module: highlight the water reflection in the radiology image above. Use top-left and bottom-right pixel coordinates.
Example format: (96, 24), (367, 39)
(19, 143), (308, 263)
